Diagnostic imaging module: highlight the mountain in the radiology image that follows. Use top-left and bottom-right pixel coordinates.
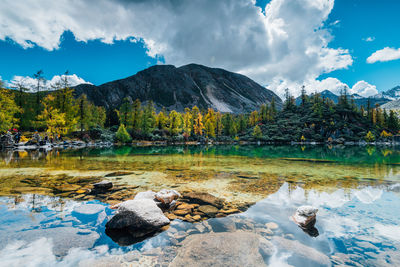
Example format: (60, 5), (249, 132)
(374, 86), (400, 100)
(380, 99), (400, 110)
(73, 63), (282, 113)
(295, 89), (389, 107)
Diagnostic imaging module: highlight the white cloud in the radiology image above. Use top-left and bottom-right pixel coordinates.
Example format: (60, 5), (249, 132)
(298, 78), (377, 97)
(350, 80), (378, 97)
(0, 0), (353, 97)
(8, 74), (91, 92)
(367, 47), (400, 64)
(363, 36), (375, 42)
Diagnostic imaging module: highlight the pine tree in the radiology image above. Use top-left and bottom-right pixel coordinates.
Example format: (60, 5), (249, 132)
(169, 110), (183, 135)
(115, 124), (132, 143)
(252, 125), (262, 139)
(204, 119), (216, 138)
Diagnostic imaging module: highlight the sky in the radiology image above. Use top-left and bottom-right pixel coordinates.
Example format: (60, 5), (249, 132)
(0, 0), (399, 97)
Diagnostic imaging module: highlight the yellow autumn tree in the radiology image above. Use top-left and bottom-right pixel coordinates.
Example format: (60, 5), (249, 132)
(37, 94), (68, 136)
(193, 112), (204, 136)
(0, 87), (21, 132)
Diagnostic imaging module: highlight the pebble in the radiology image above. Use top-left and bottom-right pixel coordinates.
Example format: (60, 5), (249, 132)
(173, 209), (190, 216)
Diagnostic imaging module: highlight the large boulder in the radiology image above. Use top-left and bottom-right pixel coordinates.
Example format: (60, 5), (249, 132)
(105, 198), (170, 238)
(169, 231), (273, 267)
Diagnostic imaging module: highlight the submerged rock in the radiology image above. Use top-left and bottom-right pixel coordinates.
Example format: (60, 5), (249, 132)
(182, 192), (224, 208)
(93, 180), (113, 191)
(292, 205), (318, 228)
(105, 198), (170, 239)
(169, 232), (273, 267)
(273, 236), (331, 266)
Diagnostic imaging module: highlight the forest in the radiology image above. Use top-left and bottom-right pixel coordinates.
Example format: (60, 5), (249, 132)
(1, 76), (399, 144)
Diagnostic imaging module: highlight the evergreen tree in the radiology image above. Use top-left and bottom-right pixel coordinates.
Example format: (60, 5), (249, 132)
(252, 125), (262, 139)
(115, 124), (132, 143)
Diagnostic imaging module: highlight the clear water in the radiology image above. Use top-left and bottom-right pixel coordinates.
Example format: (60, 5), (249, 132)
(0, 145), (399, 266)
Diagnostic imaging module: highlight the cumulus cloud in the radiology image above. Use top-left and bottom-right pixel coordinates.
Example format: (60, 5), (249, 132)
(300, 78), (378, 97)
(367, 47), (400, 64)
(8, 74), (91, 92)
(0, 0), (353, 97)
(350, 80), (378, 97)
(363, 36), (375, 42)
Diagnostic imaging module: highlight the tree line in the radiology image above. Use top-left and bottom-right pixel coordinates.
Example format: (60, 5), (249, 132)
(1, 73), (399, 143)
(0, 72), (105, 136)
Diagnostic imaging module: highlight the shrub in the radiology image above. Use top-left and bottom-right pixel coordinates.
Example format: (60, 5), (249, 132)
(115, 124), (132, 143)
(365, 131), (375, 142)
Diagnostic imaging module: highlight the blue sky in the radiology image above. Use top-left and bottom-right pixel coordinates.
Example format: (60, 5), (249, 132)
(0, 0), (399, 96)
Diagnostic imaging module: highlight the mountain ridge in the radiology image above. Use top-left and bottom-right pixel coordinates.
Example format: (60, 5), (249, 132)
(73, 63), (282, 113)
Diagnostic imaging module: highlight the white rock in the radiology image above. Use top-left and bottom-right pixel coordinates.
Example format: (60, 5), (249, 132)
(292, 205), (318, 228)
(134, 190), (156, 200)
(155, 189), (181, 204)
(296, 206), (318, 217)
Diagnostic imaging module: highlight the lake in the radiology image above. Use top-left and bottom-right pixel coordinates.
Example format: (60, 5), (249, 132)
(0, 145), (399, 266)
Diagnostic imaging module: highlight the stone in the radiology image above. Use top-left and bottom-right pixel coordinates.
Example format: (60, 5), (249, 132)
(105, 198), (170, 238)
(134, 190), (156, 200)
(192, 215), (201, 221)
(182, 192), (224, 208)
(291, 206), (318, 228)
(169, 232), (272, 267)
(198, 205), (219, 216)
(208, 217), (236, 232)
(220, 208), (239, 214)
(167, 213), (178, 220)
(173, 209), (190, 216)
(155, 189), (181, 205)
(176, 203), (194, 210)
(93, 180), (113, 191)
(0, 227), (99, 257)
(265, 222), (279, 230)
(273, 236), (331, 266)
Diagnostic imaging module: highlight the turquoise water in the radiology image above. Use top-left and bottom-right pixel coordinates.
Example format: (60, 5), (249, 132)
(0, 145), (399, 266)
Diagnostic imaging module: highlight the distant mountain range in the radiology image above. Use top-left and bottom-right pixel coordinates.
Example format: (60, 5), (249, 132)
(295, 86), (400, 108)
(73, 63), (282, 113)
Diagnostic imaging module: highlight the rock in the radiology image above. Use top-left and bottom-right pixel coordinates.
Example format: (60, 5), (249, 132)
(192, 215), (201, 221)
(93, 180), (113, 191)
(273, 236), (331, 266)
(176, 203), (194, 210)
(167, 213), (178, 220)
(173, 209), (190, 216)
(169, 232), (273, 267)
(208, 217), (236, 232)
(220, 208), (240, 214)
(265, 222), (279, 230)
(198, 205), (219, 216)
(292, 205), (318, 228)
(155, 189), (181, 205)
(0, 227), (99, 257)
(182, 192), (224, 208)
(134, 190), (156, 200)
(105, 198), (170, 238)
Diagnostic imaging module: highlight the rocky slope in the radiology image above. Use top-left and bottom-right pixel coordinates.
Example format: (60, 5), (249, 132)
(73, 64), (282, 113)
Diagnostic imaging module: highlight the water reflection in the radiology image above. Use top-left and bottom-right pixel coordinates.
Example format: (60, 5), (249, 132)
(0, 182), (399, 266)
